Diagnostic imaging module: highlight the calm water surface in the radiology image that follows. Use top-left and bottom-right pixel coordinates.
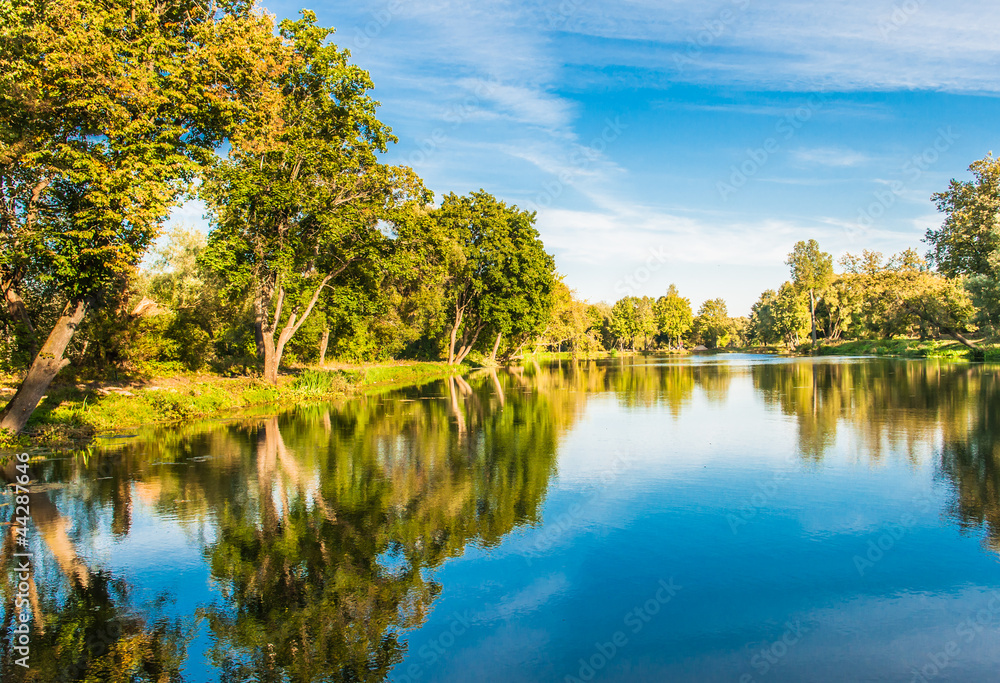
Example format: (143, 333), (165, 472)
(3, 356), (1000, 682)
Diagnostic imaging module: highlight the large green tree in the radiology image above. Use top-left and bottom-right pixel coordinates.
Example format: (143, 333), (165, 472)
(925, 154), (1000, 278)
(200, 12), (424, 383)
(435, 191), (556, 365)
(0, 0), (283, 432)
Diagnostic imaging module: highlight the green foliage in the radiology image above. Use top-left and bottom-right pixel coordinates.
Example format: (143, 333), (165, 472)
(692, 298), (732, 348)
(750, 283), (810, 347)
(435, 190), (556, 363)
(199, 10), (426, 381)
(926, 154), (1000, 277)
(0, 0), (283, 303)
(292, 369), (350, 396)
(965, 274), (1000, 337)
(786, 239), (833, 293)
(654, 284), (693, 348)
(534, 277), (604, 355)
(609, 297), (642, 351)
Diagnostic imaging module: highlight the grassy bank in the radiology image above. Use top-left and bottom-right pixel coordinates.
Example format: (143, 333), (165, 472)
(811, 338), (995, 359)
(0, 362), (464, 449)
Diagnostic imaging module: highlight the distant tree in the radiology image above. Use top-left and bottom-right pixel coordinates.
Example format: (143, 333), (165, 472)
(654, 284), (693, 348)
(750, 284), (809, 348)
(692, 298), (731, 348)
(771, 282), (811, 347)
(636, 296), (658, 350)
(925, 154), (1000, 278)
(749, 290), (780, 346)
(609, 298), (641, 351)
(536, 278), (600, 355)
(786, 239), (833, 346)
(586, 302), (615, 351)
(730, 316), (750, 347)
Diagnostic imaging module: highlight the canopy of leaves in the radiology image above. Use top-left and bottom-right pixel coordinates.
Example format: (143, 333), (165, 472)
(0, 0), (285, 303)
(926, 154), (1000, 278)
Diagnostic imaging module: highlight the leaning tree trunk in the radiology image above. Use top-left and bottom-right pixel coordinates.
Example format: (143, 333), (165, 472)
(488, 332), (502, 365)
(453, 322), (484, 365)
(901, 300), (979, 352)
(0, 299), (89, 435)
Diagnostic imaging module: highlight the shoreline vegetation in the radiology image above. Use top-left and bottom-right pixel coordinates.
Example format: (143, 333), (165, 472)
(0, 362), (465, 450)
(7, 338), (996, 451)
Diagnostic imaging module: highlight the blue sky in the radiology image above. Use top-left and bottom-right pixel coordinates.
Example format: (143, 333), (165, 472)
(174, 0), (1000, 315)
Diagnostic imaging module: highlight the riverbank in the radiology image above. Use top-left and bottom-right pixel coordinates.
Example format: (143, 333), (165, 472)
(809, 338), (1000, 360)
(0, 362), (465, 450)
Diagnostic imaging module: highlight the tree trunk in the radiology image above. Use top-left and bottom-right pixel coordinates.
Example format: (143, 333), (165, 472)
(262, 333), (279, 384)
(0, 299), (89, 435)
(447, 305), (464, 365)
(453, 322), (483, 365)
(898, 299), (979, 352)
(3, 286), (37, 356)
(259, 272), (337, 385)
(258, 286), (280, 384)
(319, 329), (330, 365)
(254, 321), (265, 358)
(809, 288), (817, 347)
(489, 331), (502, 365)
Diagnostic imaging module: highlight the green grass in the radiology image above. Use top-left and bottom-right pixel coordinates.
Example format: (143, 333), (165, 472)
(1, 361), (463, 449)
(352, 362), (464, 388)
(813, 338), (979, 359)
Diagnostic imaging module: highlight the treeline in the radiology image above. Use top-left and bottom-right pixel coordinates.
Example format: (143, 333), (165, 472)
(0, 3), (557, 433)
(544, 154), (1000, 355)
(745, 151), (1000, 352)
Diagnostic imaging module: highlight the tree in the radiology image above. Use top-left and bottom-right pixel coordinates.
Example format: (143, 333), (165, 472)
(0, 0), (284, 433)
(925, 154), (1000, 278)
(200, 12), (424, 384)
(749, 290), (780, 346)
(435, 191), (555, 365)
(535, 278), (601, 355)
(586, 302), (615, 351)
(609, 297), (641, 351)
(636, 296), (658, 351)
(771, 282), (811, 347)
(654, 284), (693, 348)
(786, 239), (833, 346)
(692, 298), (731, 348)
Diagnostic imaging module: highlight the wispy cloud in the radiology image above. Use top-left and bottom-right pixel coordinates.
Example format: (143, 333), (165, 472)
(790, 147), (872, 168)
(552, 0), (1000, 92)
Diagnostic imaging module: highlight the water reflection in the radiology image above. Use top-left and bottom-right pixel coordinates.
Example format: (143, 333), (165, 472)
(1, 357), (1000, 681)
(1, 368), (586, 681)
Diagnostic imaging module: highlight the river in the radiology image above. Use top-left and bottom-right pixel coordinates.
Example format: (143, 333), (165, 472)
(2, 355), (999, 682)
